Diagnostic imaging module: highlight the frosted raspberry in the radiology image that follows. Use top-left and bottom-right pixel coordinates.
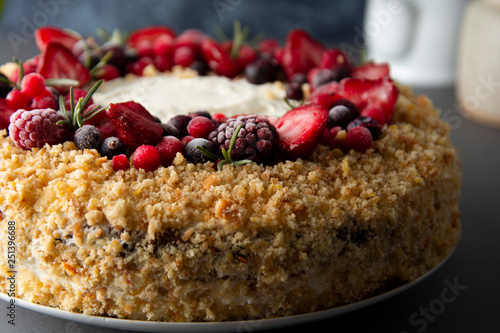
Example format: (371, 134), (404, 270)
(8, 108), (70, 150)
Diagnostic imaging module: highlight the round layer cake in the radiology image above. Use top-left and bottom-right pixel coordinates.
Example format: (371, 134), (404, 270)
(0, 26), (461, 322)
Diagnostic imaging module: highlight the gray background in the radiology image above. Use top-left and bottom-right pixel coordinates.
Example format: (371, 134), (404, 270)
(1, 1), (500, 333)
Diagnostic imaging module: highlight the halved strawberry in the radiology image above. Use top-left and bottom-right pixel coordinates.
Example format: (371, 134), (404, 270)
(0, 99), (15, 130)
(201, 39), (239, 78)
(274, 103), (328, 160)
(127, 26), (176, 49)
(308, 81), (342, 109)
(337, 77), (398, 124)
(351, 62), (390, 81)
(236, 44), (258, 71)
(37, 42), (91, 93)
(106, 101), (163, 151)
(320, 48), (354, 72)
(34, 26), (79, 52)
(281, 29), (326, 79)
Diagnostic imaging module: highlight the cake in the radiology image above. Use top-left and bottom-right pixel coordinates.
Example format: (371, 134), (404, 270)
(0, 25), (461, 322)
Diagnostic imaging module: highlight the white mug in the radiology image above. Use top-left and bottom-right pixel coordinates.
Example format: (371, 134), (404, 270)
(364, 0), (469, 87)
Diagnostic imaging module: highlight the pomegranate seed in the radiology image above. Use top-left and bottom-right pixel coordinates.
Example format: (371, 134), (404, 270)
(132, 145), (161, 172)
(345, 126), (373, 152)
(156, 136), (184, 167)
(112, 154), (130, 171)
(6, 89), (30, 110)
(187, 116), (215, 138)
(20, 73), (46, 98)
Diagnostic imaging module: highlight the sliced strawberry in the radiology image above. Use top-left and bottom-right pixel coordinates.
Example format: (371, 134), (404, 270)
(37, 42), (91, 93)
(127, 26), (176, 49)
(337, 77), (399, 124)
(236, 44), (258, 70)
(320, 48), (354, 72)
(0, 99), (15, 130)
(281, 29), (326, 79)
(308, 81), (342, 109)
(174, 29), (208, 52)
(106, 101), (163, 151)
(351, 62), (390, 81)
(361, 106), (387, 125)
(34, 26), (79, 52)
(201, 39), (239, 78)
(274, 104), (328, 160)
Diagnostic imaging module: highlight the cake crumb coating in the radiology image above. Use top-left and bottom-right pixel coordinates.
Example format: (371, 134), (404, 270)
(0, 84), (461, 321)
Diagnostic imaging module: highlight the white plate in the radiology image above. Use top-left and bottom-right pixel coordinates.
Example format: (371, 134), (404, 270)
(0, 251), (453, 333)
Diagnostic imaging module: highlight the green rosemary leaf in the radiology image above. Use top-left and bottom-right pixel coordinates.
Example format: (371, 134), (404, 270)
(196, 146), (222, 161)
(44, 78), (80, 87)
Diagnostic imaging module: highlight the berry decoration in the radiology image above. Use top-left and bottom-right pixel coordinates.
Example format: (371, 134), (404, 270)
(74, 125), (103, 151)
(132, 145), (161, 172)
(112, 154), (130, 172)
(100, 136), (126, 159)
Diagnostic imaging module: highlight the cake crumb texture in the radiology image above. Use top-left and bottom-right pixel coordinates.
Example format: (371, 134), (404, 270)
(0, 85), (461, 321)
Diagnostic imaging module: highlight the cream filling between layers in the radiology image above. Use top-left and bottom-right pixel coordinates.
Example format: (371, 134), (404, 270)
(92, 74), (289, 122)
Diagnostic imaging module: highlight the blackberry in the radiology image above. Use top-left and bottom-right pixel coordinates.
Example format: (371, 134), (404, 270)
(100, 136), (126, 159)
(74, 125), (103, 151)
(208, 114), (278, 163)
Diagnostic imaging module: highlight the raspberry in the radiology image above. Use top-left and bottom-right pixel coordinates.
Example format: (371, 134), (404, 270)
(20, 73), (46, 98)
(156, 136), (184, 166)
(345, 126), (373, 152)
(8, 108), (69, 150)
(132, 145), (161, 172)
(208, 114), (278, 163)
(187, 116), (215, 138)
(112, 154), (130, 172)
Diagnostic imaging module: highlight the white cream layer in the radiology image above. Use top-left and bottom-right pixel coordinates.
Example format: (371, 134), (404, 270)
(92, 74), (289, 122)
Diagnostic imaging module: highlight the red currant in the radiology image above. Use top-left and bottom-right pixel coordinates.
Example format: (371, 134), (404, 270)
(20, 73), (46, 98)
(6, 88), (30, 110)
(112, 154), (130, 172)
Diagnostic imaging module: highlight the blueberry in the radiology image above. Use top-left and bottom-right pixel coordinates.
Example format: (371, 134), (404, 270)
(347, 116), (382, 140)
(185, 138), (215, 164)
(245, 58), (281, 84)
(74, 125), (103, 151)
(328, 105), (356, 128)
(286, 82), (303, 100)
(100, 136), (126, 159)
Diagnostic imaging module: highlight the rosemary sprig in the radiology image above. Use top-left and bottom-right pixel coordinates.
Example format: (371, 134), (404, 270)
(196, 124), (253, 171)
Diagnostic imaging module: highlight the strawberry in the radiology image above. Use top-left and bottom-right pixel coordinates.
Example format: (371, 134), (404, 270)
(337, 77), (398, 124)
(127, 26), (176, 49)
(281, 29), (326, 79)
(174, 29), (207, 52)
(274, 104), (328, 160)
(34, 26), (79, 52)
(37, 42), (91, 93)
(308, 81), (342, 109)
(0, 99), (15, 130)
(351, 62), (390, 81)
(106, 101), (163, 151)
(257, 38), (280, 54)
(236, 44), (258, 71)
(320, 48), (354, 72)
(201, 39), (239, 78)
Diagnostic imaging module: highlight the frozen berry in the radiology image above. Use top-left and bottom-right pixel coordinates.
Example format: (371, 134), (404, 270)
(20, 73), (46, 98)
(328, 105), (357, 128)
(74, 125), (103, 151)
(321, 126), (347, 152)
(187, 116), (215, 138)
(185, 138), (215, 164)
(190, 60), (210, 76)
(189, 110), (212, 119)
(311, 68), (350, 89)
(96, 64), (121, 81)
(181, 135), (195, 145)
(245, 57), (281, 84)
(345, 126), (373, 152)
(166, 115), (191, 138)
(156, 136), (184, 166)
(112, 154), (130, 171)
(31, 96), (58, 110)
(101, 42), (127, 70)
(132, 144), (161, 172)
(153, 55), (171, 72)
(8, 108), (69, 150)
(347, 116), (382, 140)
(212, 113), (227, 123)
(286, 82), (303, 100)
(290, 73), (307, 85)
(161, 123), (181, 138)
(100, 136), (126, 159)
(6, 89), (30, 110)
(173, 46), (197, 67)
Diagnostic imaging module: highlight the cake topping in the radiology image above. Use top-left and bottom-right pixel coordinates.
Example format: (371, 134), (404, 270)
(74, 124), (103, 151)
(132, 144), (161, 172)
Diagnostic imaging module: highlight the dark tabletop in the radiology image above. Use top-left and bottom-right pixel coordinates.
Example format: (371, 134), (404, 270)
(0, 45), (499, 333)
